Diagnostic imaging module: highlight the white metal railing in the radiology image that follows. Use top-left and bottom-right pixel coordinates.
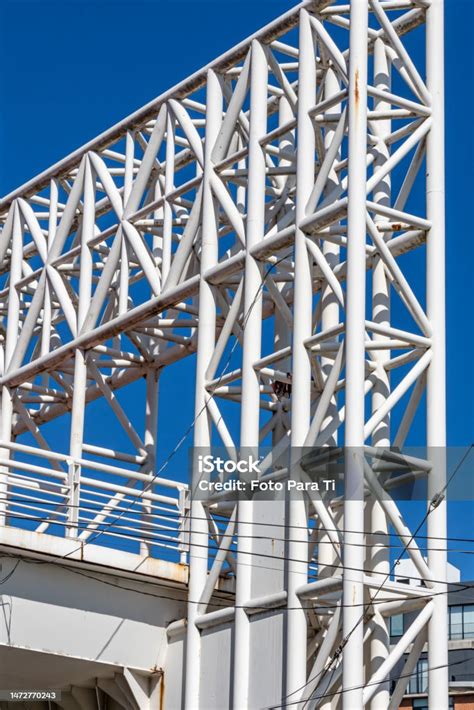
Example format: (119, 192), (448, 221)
(0, 440), (190, 564)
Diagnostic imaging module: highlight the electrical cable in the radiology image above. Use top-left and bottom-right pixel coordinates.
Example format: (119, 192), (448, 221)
(3, 442), (472, 554)
(3, 451), (473, 614)
(5, 507), (474, 588)
(6, 493), (474, 547)
(264, 656), (474, 709)
(0, 451), (470, 703)
(4, 446), (472, 541)
(6, 508), (474, 557)
(0, 254), (293, 598)
(17, 263), (473, 561)
(4, 452), (474, 588)
(0, 557), (20, 585)
(273, 444), (473, 708)
(0, 549), (471, 613)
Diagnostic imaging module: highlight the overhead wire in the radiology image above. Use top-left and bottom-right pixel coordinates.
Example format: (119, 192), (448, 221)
(17, 252), (473, 561)
(273, 444), (473, 708)
(3, 447), (474, 591)
(5, 506), (474, 556)
(2, 445), (474, 611)
(0, 549), (472, 613)
(263, 656), (474, 709)
(4, 446), (472, 543)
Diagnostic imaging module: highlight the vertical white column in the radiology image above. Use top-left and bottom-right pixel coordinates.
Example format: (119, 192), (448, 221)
(0, 203), (22, 526)
(41, 178), (58, 386)
(67, 351), (87, 538)
(184, 69), (222, 710)
(426, 0), (448, 705)
(369, 36), (391, 710)
(233, 39), (267, 710)
(343, 1), (368, 707)
(162, 112), (175, 284)
(320, 67), (341, 446)
(318, 68), (341, 601)
(78, 159), (95, 334)
(274, 94), (294, 446)
(119, 131), (133, 318)
(67, 156), (94, 538)
(142, 369), (159, 556)
(286, 8), (315, 702)
(319, 66), (341, 710)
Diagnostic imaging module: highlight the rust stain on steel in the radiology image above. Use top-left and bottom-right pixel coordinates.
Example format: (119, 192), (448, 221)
(160, 672), (165, 710)
(355, 69), (360, 108)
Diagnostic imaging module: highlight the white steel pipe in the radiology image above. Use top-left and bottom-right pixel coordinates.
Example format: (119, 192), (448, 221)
(342, 1), (369, 706)
(426, 0), (449, 706)
(285, 10), (315, 703)
(184, 68), (222, 710)
(369, 40), (391, 706)
(0, 203), (22, 525)
(233, 39), (268, 710)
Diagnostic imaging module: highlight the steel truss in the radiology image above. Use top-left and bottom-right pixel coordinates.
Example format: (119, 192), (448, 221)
(0, 0), (446, 708)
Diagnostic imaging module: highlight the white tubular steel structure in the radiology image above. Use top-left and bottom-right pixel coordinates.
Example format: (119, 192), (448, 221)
(0, 0), (447, 708)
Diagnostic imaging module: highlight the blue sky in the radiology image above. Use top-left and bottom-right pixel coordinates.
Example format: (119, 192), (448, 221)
(0, 0), (472, 575)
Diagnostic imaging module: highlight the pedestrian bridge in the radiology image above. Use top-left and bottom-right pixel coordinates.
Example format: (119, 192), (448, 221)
(0, 457), (233, 709)
(0, 454), (191, 709)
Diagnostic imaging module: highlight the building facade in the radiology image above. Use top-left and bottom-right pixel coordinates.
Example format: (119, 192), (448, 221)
(391, 562), (474, 709)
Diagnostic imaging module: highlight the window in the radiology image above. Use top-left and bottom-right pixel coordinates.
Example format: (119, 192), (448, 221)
(413, 696), (454, 710)
(450, 606), (463, 639)
(464, 606), (474, 638)
(449, 604), (474, 640)
(390, 614), (404, 637)
(409, 659), (428, 694)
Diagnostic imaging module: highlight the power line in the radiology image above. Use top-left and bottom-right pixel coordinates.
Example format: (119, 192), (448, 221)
(275, 443), (473, 707)
(6, 507), (474, 557)
(2, 546), (470, 709)
(0, 558), (20, 586)
(0, 550), (471, 614)
(263, 656), (474, 709)
(0, 254), (295, 600)
(7, 493), (474, 547)
(5, 508), (474, 589)
(5, 447), (472, 542)
(0, 446), (469, 697)
(3, 442), (474, 550)
(12, 266), (472, 564)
